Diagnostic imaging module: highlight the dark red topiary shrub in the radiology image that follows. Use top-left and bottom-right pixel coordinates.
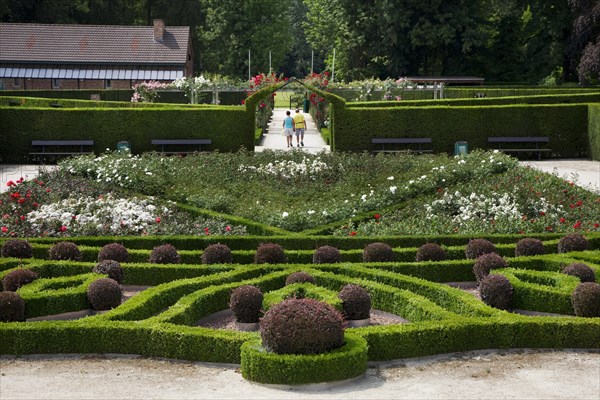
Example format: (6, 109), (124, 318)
(571, 282), (600, 317)
(201, 243), (233, 264)
(93, 260), (124, 284)
(312, 245), (342, 264)
(363, 242), (395, 262)
(416, 243), (447, 262)
(149, 244), (180, 264)
(558, 234), (589, 253)
(515, 238), (545, 257)
(465, 239), (497, 259)
(1, 239), (33, 259)
(2, 269), (38, 291)
(285, 271), (316, 286)
(473, 253), (509, 282)
(98, 243), (128, 263)
(254, 242), (287, 264)
(48, 241), (83, 261)
(229, 285), (263, 323)
(338, 284), (371, 320)
(479, 274), (513, 310)
(260, 298), (344, 355)
(0, 291), (25, 322)
(562, 263), (596, 283)
(87, 278), (122, 311)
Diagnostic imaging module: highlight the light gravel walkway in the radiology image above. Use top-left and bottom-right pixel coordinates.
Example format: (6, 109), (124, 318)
(520, 159), (600, 194)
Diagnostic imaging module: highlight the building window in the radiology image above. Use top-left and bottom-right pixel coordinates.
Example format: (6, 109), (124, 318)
(105, 79), (112, 89)
(52, 78), (60, 89)
(13, 79), (21, 87)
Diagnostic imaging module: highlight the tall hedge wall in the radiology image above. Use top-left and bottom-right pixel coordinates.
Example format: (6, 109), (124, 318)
(333, 104), (589, 157)
(0, 106), (253, 162)
(589, 104), (600, 161)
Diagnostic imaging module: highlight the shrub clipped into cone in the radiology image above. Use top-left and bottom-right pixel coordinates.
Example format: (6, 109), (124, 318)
(571, 282), (600, 317)
(254, 242), (287, 264)
(338, 284), (371, 320)
(465, 239), (496, 259)
(362, 242), (394, 262)
(48, 241), (82, 261)
(0, 291), (25, 322)
(87, 278), (122, 311)
(514, 238), (545, 257)
(149, 244), (180, 264)
(229, 285), (263, 323)
(416, 243), (446, 262)
(558, 234), (589, 253)
(313, 245), (341, 264)
(1, 239), (33, 259)
(285, 271), (316, 286)
(2, 269), (38, 291)
(479, 274), (513, 310)
(473, 253), (508, 282)
(201, 243), (233, 264)
(98, 243), (128, 263)
(93, 260), (124, 284)
(562, 263), (596, 283)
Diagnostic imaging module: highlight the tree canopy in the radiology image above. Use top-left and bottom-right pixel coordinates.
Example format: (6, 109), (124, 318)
(0, 0), (597, 84)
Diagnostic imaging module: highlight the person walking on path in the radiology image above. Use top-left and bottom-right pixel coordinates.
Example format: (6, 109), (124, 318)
(293, 109), (306, 147)
(282, 110), (295, 148)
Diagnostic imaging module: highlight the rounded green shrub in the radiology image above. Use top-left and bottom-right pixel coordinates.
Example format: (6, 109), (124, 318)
(260, 298), (344, 355)
(465, 239), (497, 259)
(229, 285), (263, 323)
(48, 241), (83, 261)
(0, 291), (25, 322)
(149, 244), (180, 264)
(571, 282), (600, 317)
(254, 243), (287, 264)
(473, 253), (508, 282)
(416, 243), (446, 262)
(562, 263), (596, 283)
(313, 245), (341, 264)
(479, 274), (513, 310)
(558, 234), (589, 253)
(338, 284), (371, 320)
(1, 239), (33, 259)
(87, 278), (122, 311)
(93, 260), (124, 284)
(2, 269), (38, 291)
(285, 271), (316, 286)
(201, 243), (233, 264)
(515, 238), (545, 257)
(362, 242), (394, 262)
(98, 243), (128, 263)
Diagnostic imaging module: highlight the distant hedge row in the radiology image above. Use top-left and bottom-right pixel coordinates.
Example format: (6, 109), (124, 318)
(589, 104), (600, 161)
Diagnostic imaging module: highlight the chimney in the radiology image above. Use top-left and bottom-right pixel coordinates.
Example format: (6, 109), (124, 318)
(153, 19), (164, 41)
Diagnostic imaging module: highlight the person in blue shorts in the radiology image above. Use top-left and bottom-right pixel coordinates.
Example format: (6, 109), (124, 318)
(282, 110), (295, 148)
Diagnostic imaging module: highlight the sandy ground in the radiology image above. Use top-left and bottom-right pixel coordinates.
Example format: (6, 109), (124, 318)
(1, 349), (598, 400)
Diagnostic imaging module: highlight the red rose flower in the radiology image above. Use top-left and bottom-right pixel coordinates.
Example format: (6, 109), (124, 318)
(573, 221), (582, 229)
(1, 226), (8, 233)
(155, 217), (161, 223)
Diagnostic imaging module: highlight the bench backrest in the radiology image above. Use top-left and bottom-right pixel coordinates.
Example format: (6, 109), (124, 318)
(32, 140), (94, 146)
(372, 138), (432, 144)
(488, 137), (549, 143)
(152, 139), (212, 145)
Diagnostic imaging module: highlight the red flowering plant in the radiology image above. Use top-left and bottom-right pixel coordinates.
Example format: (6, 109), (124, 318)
(0, 177), (52, 237)
(303, 72), (330, 129)
(245, 72), (285, 132)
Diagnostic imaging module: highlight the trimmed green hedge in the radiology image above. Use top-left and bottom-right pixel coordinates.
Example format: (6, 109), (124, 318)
(589, 104), (600, 161)
(333, 104), (589, 157)
(263, 282), (343, 312)
(241, 334), (368, 384)
(0, 106), (253, 162)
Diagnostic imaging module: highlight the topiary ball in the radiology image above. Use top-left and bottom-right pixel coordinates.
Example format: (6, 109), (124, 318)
(0, 291), (25, 322)
(515, 238), (546, 257)
(149, 244), (180, 264)
(87, 278), (122, 311)
(98, 243), (129, 263)
(338, 284), (371, 320)
(479, 274), (513, 310)
(473, 253), (509, 282)
(562, 263), (596, 283)
(465, 239), (497, 259)
(93, 260), (124, 284)
(571, 282), (600, 317)
(285, 271), (316, 286)
(260, 298), (344, 355)
(558, 234), (590, 254)
(416, 243), (447, 262)
(201, 243), (233, 264)
(2, 269), (38, 291)
(312, 245), (341, 264)
(48, 241), (83, 261)
(254, 243), (287, 264)
(1, 239), (33, 259)
(362, 242), (395, 262)
(229, 285), (263, 323)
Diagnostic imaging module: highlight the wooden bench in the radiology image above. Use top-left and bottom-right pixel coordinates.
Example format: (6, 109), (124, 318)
(372, 138), (433, 154)
(151, 139), (211, 154)
(488, 137), (551, 160)
(30, 140), (94, 161)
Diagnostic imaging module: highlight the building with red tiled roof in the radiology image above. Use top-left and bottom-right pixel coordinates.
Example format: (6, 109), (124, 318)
(0, 20), (193, 90)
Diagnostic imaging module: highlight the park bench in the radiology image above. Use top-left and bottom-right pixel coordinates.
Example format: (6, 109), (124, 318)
(488, 136), (551, 160)
(151, 139), (212, 154)
(372, 137), (433, 154)
(30, 140), (94, 161)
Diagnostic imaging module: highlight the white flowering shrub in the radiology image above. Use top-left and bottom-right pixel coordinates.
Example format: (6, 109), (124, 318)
(238, 156), (342, 181)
